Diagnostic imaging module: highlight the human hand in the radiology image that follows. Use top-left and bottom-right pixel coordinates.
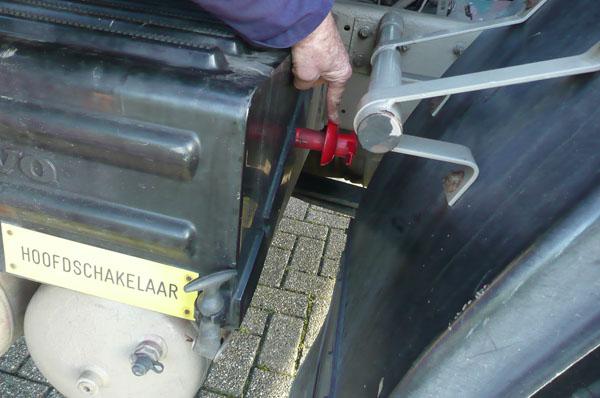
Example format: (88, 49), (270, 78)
(291, 12), (352, 124)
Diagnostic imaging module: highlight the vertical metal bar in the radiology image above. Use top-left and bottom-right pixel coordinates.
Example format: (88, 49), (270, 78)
(355, 10), (405, 154)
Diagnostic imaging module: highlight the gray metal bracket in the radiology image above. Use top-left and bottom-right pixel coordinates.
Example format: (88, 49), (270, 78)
(373, 0), (549, 59)
(392, 135), (478, 206)
(356, 7), (600, 206)
(367, 42), (600, 106)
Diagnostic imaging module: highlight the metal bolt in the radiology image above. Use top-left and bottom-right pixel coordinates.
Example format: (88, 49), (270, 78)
(399, 45), (410, 53)
(131, 354), (164, 376)
(76, 370), (104, 396)
(353, 54), (367, 68)
(453, 44), (466, 57)
(358, 26), (371, 39)
(130, 339), (166, 377)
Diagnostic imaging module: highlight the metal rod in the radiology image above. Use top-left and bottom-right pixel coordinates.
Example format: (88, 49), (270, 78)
(368, 42), (600, 105)
(372, 0), (549, 56)
(355, 10), (405, 154)
(391, 135), (479, 206)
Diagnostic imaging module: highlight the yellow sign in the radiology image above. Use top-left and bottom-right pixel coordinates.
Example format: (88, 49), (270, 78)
(2, 223), (199, 320)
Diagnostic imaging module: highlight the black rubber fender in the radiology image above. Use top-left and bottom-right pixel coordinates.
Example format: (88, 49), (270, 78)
(292, 0), (600, 396)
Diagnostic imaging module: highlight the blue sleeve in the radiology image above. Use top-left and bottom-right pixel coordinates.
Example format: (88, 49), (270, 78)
(192, 0), (333, 48)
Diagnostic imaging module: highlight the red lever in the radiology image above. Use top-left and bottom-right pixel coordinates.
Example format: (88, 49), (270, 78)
(295, 121), (358, 166)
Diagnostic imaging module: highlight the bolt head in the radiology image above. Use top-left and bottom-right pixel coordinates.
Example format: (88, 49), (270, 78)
(358, 26), (371, 39)
(453, 44), (466, 56)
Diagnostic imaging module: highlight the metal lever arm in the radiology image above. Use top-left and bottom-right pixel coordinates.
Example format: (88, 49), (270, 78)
(392, 135), (479, 206)
(376, 0), (549, 53)
(355, 10), (600, 206)
(366, 42), (600, 105)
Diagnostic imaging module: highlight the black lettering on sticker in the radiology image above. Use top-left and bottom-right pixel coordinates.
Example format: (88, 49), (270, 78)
(105, 268), (115, 284)
(145, 278), (156, 295)
(62, 257), (71, 272)
(116, 271), (125, 287)
(93, 265), (103, 281)
(31, 249), (40, 265)
(52, 254), (60, 270)
(21, 246), (31, 262)
(156, 282), (166, 297)
(169, 284), (178, 300)
(83, 263), (92, 278)
(127, 273), (134, 289)
(73, 260), (82, 276)
(137, 276), (144, 292)
(42, 252), (51, 268)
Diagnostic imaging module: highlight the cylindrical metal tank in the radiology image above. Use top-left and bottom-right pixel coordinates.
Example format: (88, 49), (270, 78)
(25, 285), (208, 398)
(0, 273), (38, 355)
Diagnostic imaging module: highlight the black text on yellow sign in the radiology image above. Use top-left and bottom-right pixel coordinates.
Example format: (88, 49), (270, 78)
(2, 223), (199, 320)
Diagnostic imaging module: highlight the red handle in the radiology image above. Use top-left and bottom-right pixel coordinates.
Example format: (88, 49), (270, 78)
(295, 121), (358, 166)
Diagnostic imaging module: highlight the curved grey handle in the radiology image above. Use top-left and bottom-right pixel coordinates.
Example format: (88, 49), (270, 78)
(184, 270), (237, 293)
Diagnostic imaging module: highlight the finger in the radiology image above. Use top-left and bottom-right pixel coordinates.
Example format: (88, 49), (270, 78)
(323, 61), (352, 122)
(326, 81), (346, 124)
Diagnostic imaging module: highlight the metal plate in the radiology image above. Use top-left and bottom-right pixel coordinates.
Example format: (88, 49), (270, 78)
(2, 223), (198, 320)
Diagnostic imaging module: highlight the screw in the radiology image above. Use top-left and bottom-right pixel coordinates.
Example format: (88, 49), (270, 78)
(399, 45), (410, 53)
(131, 355), (153, 376)
(130, 339), (166, 377)
(358, 26), (371, 39)
(453, 44), (466, 57)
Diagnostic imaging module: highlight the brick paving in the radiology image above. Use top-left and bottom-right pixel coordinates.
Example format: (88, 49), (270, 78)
(0, 198), (348, 398)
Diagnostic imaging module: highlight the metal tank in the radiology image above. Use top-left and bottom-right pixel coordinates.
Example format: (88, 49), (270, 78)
(0, 274), (37, 355)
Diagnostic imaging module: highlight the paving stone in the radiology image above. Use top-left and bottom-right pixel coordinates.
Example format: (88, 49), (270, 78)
(258, 314), (304, 375)
(0, 337), (29, 373)
(271, 231), (296, 251)
(306, 209), (350, 229)
(204, 332), (261, 397)
(283, 197), (309, 220)
(47, 389), (67, 398)
(290, 237), (325, 274)
(321, 258), (341, 279)
(305, 298), (332, 352)
(309, 204), (337, 215)
(324, 229), (347, 260)
(196, 389), (228, 398)
(246, 368), (293, 398)
(251, 286), (308, 318)
(0, 373), (50, 397)
(258, 247), (291, 288)
(17, 358), (48, 384)
(278, 219), (328, 240)
(240, 307), (269, 336)
(284, 271), (334, 299)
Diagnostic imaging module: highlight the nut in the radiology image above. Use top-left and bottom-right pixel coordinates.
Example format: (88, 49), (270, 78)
(358, 26), (371, 39)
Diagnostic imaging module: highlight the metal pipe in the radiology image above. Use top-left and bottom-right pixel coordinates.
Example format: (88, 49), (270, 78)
(355, 10), (405, 154)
